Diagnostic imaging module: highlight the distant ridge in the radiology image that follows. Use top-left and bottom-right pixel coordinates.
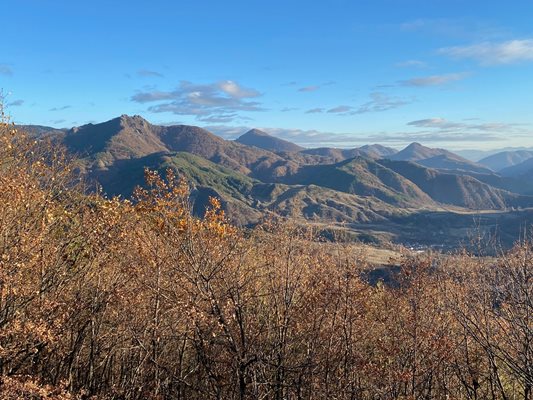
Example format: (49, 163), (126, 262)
(236, 128), (304, 152)
(479, 150), (533, 172)
(390, 142), (455, 162)
(388, 142), (492, 174)
(300, 147), (366, 161)
(379, 159), (528, 209)
(15, 124), (67, 138)
(500, 157), (533, 178)
(300, 144), (397, 161)
(359, 144), (398, 158)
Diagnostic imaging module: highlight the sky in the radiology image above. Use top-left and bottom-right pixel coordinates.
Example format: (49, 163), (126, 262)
(2, 0), (533, 150)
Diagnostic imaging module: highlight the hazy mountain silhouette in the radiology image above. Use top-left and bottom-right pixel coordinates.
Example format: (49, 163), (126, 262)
(479, 150), (533, 172)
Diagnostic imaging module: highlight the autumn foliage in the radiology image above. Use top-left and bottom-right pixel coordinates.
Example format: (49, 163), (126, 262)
(0, 117), (531, 399)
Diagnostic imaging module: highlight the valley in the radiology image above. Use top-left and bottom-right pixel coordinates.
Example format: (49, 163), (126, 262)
(21, 114), (533, 251)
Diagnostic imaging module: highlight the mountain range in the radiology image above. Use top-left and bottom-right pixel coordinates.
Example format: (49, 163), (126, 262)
(21, 115), (533, 248)
(478, 150), (533, 172)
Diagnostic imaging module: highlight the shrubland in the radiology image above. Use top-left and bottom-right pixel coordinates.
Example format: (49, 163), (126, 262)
(0, 116), (531, 399)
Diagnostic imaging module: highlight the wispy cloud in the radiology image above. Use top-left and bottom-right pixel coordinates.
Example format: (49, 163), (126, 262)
(374, 117), (532, 146)
(261, 127), (351, 146)
(400, 117), (531, 146)
(281, 107), (299, 112)
(398, 72), (469, 87)
(407, 117), (527, 133)
(204, 115), (531, 149)
(325, 93), (412, 116)
(0, 64), (13, 76)
(408, 118), (464, 130)
(7, 99), (24, 107)
(395, 60), (428, 68)
(203, 125), (248, 139)
(49, 105), (71, 111)
(205, 125), (359, 147)
(298, 85), (320, 92)
(218, 80), (260, 98)
(130, 90), (174, 103)
(439, 39), (533, 65)
(131, 80), (263, 122)
(205, 124), (508, 149)
(328, 105), (353, 114)
(364, 131), (504, 144)
(137, 69), (164, 78)
(354, 92), (412, 114)
(306, 108), (325, 114)
(198, 114), (239, 123)
(297, 81), (335, 92)
(400, 18), (507, 41)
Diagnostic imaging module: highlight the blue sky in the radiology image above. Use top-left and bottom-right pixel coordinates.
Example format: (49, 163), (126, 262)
(2, 0), (533, 150)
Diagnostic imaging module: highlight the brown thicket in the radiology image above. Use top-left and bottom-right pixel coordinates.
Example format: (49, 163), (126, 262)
(0, 115), (531, 399)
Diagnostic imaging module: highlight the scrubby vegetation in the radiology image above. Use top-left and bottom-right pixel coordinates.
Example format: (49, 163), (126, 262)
(0, 116), (532, 399)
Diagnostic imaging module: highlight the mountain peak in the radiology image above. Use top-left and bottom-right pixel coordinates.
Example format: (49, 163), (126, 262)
(117, 114), (149, 126)
(406, 142), (425, 149)
(241, 128), (271, 138)
(236, 128), (304, 152)
(359, 144), (398, 158)
(388, 142), (492, 174)
(392, 142), (445, 161)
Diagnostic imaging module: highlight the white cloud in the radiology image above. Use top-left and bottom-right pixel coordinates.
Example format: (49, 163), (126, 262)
(131, 90), (175, 103)
(408, 118), (464, 129)
(398, 72), (469, 87)
(354, 92), (412, 114)
(218, 80), (260, 98)
(323, 93), (412, 116)
(204, 116), (531, 149)
(206, 125), (361, 147)
(205, 124), (511, 149)
(198, 114), (239, 123)
(205, 118), (532, 149)
(408, 117), (527, 133)
(131, 80), (263, 122)
(439, 39), (533, 65)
